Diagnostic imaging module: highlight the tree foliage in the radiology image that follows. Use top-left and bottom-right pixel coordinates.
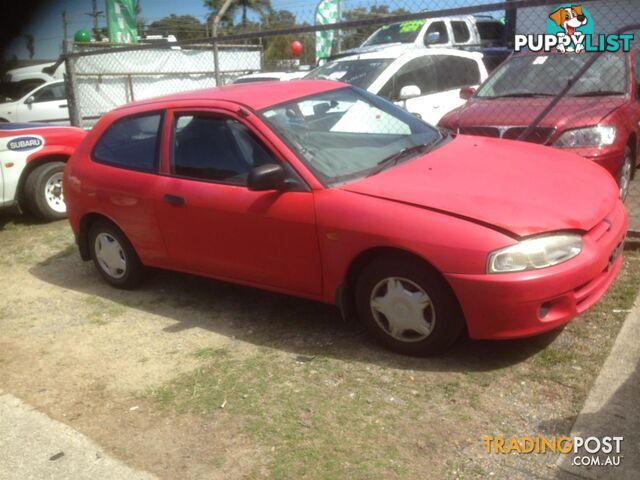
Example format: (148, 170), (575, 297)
(146, 15), (206, 40)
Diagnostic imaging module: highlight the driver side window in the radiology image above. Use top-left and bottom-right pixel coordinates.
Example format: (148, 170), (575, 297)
(379, 57), (437, 101)
(172, 114), (274, 185)
(32, 83), (66, 103)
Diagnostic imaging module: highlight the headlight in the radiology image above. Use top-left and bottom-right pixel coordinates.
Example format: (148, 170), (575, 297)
(554, 126), (616, 148)
(487, 233), (582, 274)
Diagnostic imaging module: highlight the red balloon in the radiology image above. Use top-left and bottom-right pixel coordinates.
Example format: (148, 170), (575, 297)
(290, 40), (303, 57)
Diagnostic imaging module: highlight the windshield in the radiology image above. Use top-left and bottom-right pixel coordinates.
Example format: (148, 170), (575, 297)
(363, 21), (425, 46)
(476, 52), (628, 98)
(260, 87), (441, 185)
(305, 58), (393, 89)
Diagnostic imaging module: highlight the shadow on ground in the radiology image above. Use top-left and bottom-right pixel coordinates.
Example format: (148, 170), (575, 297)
(29, 248), (562, 373)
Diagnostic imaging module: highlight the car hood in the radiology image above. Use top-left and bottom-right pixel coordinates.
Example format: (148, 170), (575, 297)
(451, 96), (626, 131)
(340, 135), (618, 237)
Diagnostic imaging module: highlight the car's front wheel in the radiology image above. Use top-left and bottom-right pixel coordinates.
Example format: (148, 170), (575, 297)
(24, 162), (67, 221)
(355, 255), (464, 356)
(618, 145), (635, 201)
(89, 221), (145, 289)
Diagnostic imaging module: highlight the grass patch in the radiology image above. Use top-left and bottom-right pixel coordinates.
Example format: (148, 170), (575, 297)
(145, 252), (640, 479)
(83, 296), (126, 325)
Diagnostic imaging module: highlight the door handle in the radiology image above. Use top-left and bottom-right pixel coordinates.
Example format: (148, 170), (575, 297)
(163, 194), (185, 206)
(59, 104), (68, 108)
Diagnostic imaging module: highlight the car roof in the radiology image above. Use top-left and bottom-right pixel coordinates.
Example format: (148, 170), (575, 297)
(115, 79), (347, 113)
(330, 47), (483, 62)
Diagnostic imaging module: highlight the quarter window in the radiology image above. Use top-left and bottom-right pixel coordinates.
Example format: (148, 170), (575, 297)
(172, 114), (274, 185)
(451, 21), (471, 43)
(92, 113), (162, 172)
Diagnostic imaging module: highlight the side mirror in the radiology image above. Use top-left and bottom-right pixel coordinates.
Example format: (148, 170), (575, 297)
(25, 95), (35, 105)
(425, 31), (441, 45)
(247, 164), (288, 191)
(399, 85), (421, 101)
(459, 86), (476, 100)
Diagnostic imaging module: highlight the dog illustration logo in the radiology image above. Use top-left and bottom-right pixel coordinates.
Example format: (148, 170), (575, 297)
(548, 5), (589, 52)
(515, 4), (632, 53)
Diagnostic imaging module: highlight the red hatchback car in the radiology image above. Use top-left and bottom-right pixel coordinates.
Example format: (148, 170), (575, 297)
(64, 81), (626, 356)
(439, 50), (640, 200)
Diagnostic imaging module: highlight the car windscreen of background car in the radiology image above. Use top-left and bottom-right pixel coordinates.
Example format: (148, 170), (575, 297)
(260, 87), (439, 184)
(362, 21), (425, 46)
(306, 59), (393, 89)
(475, 52), (627, 98)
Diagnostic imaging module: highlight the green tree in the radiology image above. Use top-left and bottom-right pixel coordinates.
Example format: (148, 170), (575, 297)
(147, 15), (206, 40)
(204, 0), (272, 33)
(341, 5), (410, 50)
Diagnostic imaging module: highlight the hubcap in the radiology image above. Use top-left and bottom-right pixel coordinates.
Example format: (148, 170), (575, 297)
(370, 277), (436, 343)
(619, 155), (632, 201)
(94, 233), (127, 279)
(45, 172), (66, 213)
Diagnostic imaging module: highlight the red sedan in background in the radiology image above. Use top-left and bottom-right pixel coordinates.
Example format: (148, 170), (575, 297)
(64, 81), (626, 356)
(439, 50), (640, 200)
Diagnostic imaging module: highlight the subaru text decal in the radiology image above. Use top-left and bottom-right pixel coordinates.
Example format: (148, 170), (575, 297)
(7, 136), (44, 152)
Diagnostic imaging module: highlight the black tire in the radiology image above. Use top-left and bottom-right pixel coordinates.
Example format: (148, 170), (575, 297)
(355, 255), (464, 356)
(24, 162), (67, 221)
(88, 220), (145, 289)
(619, 145), (634, 202)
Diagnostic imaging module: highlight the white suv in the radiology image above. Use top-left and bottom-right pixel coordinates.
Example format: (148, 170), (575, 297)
(0, 80), (69, 125)
(306, 48), (490, 125)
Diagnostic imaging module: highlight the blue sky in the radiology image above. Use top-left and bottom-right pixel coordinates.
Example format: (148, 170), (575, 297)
(4, 0), (497, 60)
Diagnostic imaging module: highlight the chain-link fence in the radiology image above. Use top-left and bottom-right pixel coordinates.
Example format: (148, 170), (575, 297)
(62, 0), (640, 233)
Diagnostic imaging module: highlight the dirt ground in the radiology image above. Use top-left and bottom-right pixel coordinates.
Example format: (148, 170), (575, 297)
(0, 214), (638, 479)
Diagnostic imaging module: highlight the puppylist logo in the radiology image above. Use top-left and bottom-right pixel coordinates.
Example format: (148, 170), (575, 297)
(515, 4), (634, 53)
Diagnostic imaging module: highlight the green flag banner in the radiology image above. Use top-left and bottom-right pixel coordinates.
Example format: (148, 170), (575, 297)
(315, 0), (339, 63)
(106, 0), (139, 44)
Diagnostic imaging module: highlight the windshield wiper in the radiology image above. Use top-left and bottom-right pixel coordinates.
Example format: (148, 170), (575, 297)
(570, 90), (625, 97)
(366, 136), (441, 178)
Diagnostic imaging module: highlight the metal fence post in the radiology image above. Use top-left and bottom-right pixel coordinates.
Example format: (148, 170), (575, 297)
(63, 40), (82, 128)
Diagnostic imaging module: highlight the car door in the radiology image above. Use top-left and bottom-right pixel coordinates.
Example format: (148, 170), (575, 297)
(154, 108), (323, 297)
(405, 55), (483, 125)
(16, 82), (68, 124)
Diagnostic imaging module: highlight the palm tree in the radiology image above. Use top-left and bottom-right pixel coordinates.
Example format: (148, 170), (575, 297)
(204, 0), (272, 32)
(237, 0), (272, 30)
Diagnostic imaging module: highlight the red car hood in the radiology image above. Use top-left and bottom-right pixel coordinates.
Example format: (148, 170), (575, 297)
(341, 135), (618, 237)
(452, 96), (626, 131)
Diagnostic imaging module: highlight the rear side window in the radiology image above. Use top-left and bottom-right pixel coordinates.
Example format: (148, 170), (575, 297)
(451, 21), (471, 43)
(92, 113), (162, 172)
(477, 21), (505, 42)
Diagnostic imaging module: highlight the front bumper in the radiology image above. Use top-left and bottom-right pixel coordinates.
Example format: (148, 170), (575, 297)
(445, 201), (627, 340)
(564, 145), (624, 179)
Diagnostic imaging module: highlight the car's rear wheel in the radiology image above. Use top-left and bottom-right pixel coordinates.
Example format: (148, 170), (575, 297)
(619, 145), (633, 202)
(24, 162), (67, 221)
(355, 255), (464, 356)
(89, 221), (145, 289)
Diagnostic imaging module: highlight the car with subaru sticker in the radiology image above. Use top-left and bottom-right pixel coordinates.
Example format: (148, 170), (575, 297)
(0, 123), (86, 220)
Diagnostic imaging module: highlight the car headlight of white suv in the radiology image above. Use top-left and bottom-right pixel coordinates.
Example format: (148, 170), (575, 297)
(554, 126), (616, 148)
(487, 233), (583, 273)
